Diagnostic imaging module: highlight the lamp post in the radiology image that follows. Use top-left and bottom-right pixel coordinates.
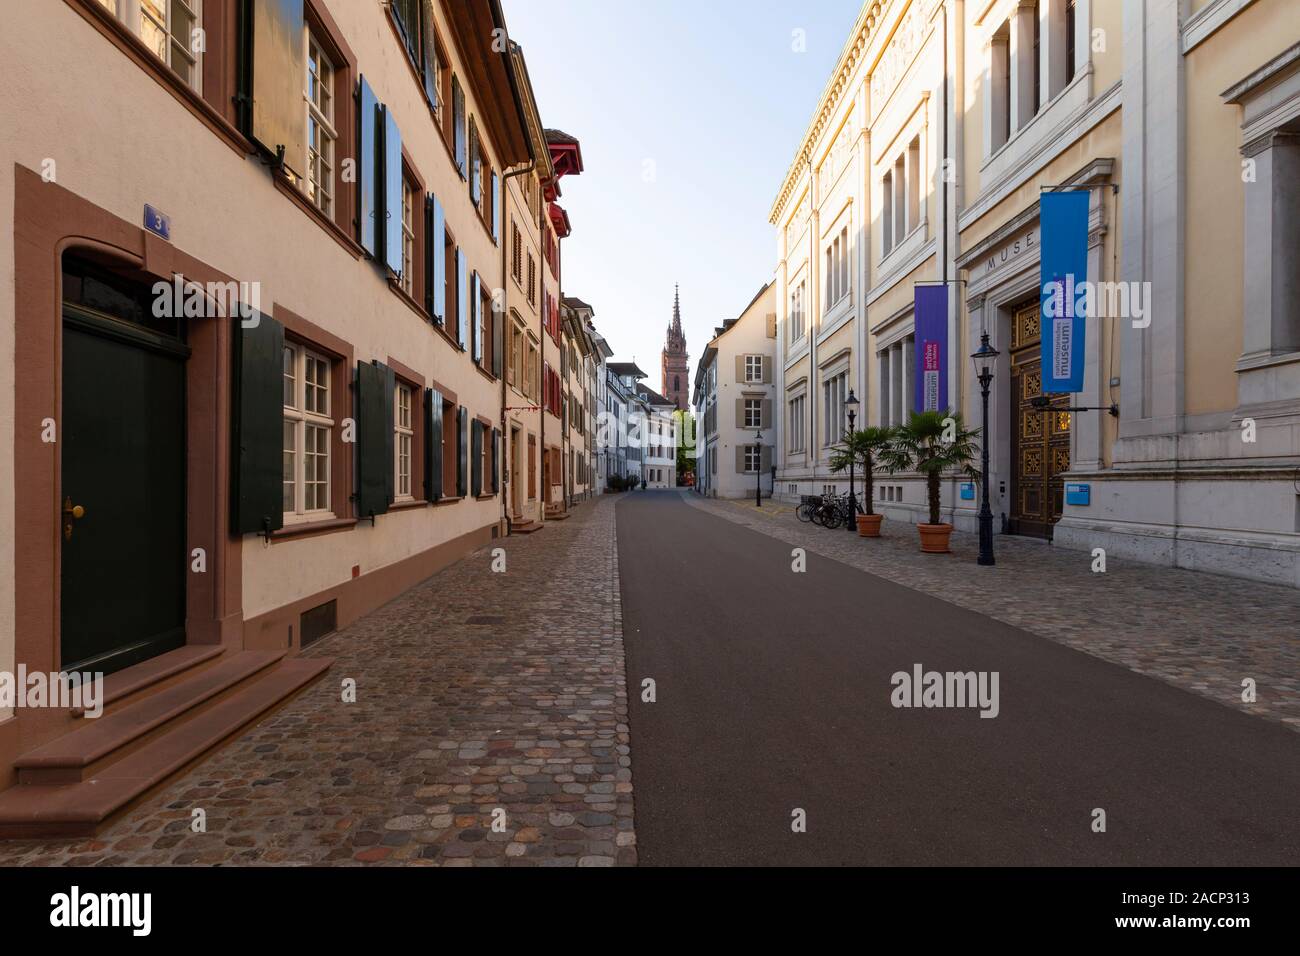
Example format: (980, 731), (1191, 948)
(970, 332), (1000, 566)
(844, 389), (859, 532)
(754, 430), (763, 507)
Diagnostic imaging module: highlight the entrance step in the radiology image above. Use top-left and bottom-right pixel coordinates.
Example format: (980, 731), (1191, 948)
(0, 655), (331, 838)
(510, 519), (542, 534)
(71, 644), (225, 718)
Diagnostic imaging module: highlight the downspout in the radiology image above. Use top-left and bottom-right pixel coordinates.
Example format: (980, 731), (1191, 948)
(807, 147), (818, 495)
(501, 158), (536, 533)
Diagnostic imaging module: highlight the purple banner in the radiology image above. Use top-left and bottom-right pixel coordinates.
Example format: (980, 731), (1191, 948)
(913, 284), (948, 414)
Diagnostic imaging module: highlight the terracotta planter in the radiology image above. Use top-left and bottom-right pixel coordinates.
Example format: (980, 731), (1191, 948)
(856, 513), (883, 537)
(917, 522), (953, 553)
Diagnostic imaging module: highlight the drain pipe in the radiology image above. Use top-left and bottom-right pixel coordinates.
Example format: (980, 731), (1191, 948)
(501, 158), (536, 534)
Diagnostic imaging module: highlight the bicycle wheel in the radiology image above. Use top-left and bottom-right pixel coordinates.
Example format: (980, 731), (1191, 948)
(822, 507), (842, 530)
(796, 502), (816, 522)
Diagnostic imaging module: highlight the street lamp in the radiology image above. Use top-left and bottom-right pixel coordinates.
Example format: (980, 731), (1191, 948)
(754, 429), (763, 507)
(844, 389), (859, 532)
(970, 332), (1000, 566)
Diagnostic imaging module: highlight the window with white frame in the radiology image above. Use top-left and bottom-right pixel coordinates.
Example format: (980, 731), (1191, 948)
(745, 355), (763, 382)
(822, 371), (847, 446)
(825, 226), (851, 307)
(743, 398), (762, 428)
(401, 179), (415, 295)
(789, 279), (806, 343)
(395, 383), (413, 500)
(788, 394), (806, 453)
(305, 32), (336, 218)
(138, 0), (202, 89)
(283, 343), (334, 519)
(744, 444), (761, 473)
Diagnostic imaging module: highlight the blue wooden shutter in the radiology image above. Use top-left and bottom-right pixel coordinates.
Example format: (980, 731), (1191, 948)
(456, 405), (468, 497)
(469, 118), (481, 205)
(382, 107), (403, 276)
(426, 192), (445, 322)
(355, 361), (393, 519)
(470, 271), (482, 363)
(358, 77), (380, 256)
(231, 312), (284, 535)
(452, 76), (466, 178)
(424, 387), (443, 501)
(456, 248), (468, 350)
(490, 427), (500, 493)
(491, 171), (501, 244)
(470, 419), (482, 497)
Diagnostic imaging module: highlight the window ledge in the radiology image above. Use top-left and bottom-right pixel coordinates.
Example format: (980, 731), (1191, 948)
(475, 493), (497, 501)
(433, 495), (464, 506)
(271, 517), (357, 541)
(389, 498), (428, 511)
(274, 175), (364, 260)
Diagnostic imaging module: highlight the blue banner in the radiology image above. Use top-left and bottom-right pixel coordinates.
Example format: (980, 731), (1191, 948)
(913, 284), (948, 414)
(1039, 190), (1089, 393)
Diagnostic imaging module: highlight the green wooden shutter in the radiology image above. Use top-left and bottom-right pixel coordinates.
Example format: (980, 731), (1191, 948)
(420, 0), (438, 109)
(357, 77), (380, 256)
(490, 427), (500, 493)
(424, 387), (443, 502)
(456, 248), (468, 350)
(452, 76), (466, 178)
(426, 192), (445, 322)
(456, 406), (468, 497)
(470, 419), (482, 497)
(249, 0), (306, 177)
(231, 312), (285, 535)
(383, 107), (403, 276)
(356, 361), (392, 519)
(382, 364), (396, 503)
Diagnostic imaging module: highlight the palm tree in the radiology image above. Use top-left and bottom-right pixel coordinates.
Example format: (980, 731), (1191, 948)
(829, 426), (896, 516)
(880, 410), (981, 526)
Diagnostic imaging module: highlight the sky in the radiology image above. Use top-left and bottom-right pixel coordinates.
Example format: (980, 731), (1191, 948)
(502, 0), (863, 390)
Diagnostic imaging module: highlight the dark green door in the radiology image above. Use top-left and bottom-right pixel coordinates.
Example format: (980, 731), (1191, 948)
(61, 309), (188, 675)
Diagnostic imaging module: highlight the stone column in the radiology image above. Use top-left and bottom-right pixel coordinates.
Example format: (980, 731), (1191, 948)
(1009, 1), (1038, 134)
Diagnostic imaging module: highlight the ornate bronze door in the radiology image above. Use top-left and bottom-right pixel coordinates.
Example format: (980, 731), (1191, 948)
(1009, 301), (1071, 538)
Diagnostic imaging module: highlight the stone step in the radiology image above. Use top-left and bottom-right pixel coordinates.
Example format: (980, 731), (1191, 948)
(0, 657), (332, 838)
(16, 650), (285, 784)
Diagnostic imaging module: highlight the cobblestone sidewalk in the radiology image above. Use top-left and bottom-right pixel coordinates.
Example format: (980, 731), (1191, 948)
(0, 496), (634, 866)
(687, 493), (1300, 730)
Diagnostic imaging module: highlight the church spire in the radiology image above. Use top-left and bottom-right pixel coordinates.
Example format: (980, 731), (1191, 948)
(671, 284), (682, 336)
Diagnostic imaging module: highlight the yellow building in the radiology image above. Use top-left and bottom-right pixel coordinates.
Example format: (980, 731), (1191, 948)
(771, 0), (1300, 586)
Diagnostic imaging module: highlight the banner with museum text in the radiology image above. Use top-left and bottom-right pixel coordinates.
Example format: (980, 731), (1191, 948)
(913, 284), (948, 414)
(1039, 190), (1090, 393)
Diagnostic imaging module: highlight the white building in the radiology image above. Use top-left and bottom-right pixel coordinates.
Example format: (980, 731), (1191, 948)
(634, 384), (679, 489)
(692, 283), (778, 498)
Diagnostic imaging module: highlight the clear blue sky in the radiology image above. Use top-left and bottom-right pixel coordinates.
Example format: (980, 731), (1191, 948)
(502, 0), (862, 389)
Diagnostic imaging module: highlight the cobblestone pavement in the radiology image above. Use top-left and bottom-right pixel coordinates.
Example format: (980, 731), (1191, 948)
(687, 493), (1300, 731)
(0, 496), (634, 866)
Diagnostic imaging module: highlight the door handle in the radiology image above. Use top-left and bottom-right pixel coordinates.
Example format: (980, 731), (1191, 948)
(63, 496), (86, 541)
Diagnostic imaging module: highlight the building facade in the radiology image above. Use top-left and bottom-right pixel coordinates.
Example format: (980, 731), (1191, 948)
(769, 0), (1300, 587)
(633, 385), (680, 489)
(0, 0), (592, 826)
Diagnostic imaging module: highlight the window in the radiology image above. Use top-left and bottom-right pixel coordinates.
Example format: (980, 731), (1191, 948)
(744, 445), (761, 474)
(825, 227), (851, 306)
(441, 398), (457, 495)
(822, 371), (848, 446)
(137, 0), (202, 90)
(788, 395), (806, 453)
(789, 279), (806, 342)
(395, 383), (413, 500)
(468, 117), (482, 206)
(1065, 0), (1077, 82)
(283, 343), (334, 519)
(442, 223), (456, 328)
(401, 178), (415, 296)
(744, 398), (762, 428)
(526, 254), (537, 306)
(304, 32), (337, 219)
(511, 221), (523, 284)
(390, 0), (422, 65)
(990, 22), (1011, 152)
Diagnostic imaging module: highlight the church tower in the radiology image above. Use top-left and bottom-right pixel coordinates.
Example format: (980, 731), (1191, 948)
(662, 284), (689, 410)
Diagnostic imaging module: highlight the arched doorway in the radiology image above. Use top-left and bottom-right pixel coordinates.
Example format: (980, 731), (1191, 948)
(1008, 299), (1071, 539)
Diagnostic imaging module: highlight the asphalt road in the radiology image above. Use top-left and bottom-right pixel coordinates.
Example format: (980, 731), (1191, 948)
(615, 491), (1300, 866)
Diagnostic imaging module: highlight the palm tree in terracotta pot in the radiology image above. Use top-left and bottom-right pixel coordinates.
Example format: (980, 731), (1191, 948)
(880, 410), (981, 553)
(830, 426), (897, 537)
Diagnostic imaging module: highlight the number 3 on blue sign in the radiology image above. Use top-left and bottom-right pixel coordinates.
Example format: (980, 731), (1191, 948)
(144, 204), (171, 241)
